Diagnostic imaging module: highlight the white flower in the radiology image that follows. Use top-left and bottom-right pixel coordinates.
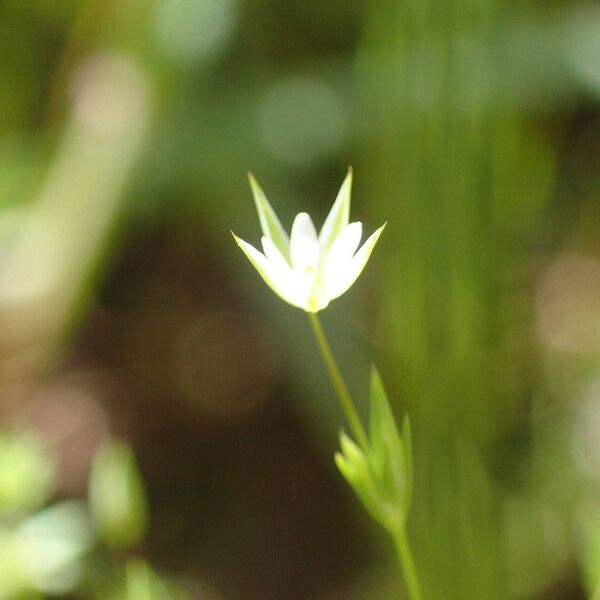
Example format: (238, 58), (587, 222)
(233, 169), (386, 313)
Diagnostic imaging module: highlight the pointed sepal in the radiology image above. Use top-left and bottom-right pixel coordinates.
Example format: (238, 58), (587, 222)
(319, 167), (352, 256)
(247, 173), (290, 263)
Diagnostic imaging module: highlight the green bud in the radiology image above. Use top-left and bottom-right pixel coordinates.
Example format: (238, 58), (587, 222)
(88, 440), (148, 550)
(335, 366), (413, 534)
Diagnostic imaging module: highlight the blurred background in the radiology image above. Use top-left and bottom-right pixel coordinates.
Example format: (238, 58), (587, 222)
(0, 0), (599, 598)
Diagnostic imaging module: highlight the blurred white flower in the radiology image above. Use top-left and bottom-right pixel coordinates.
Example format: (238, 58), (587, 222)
(233, 169), (385, 313)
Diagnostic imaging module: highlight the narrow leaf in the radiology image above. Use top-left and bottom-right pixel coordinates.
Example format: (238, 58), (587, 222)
(369, 365), (400, 451)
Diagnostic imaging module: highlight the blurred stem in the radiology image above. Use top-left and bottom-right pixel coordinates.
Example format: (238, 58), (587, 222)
(393, 525), (423, 600)
(308, 313), (369, 451)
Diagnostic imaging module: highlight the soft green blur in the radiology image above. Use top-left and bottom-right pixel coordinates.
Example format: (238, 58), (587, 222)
(0, 0), (599, 598)
(0, 432), (173, 599)
(89, 440), (148, 550)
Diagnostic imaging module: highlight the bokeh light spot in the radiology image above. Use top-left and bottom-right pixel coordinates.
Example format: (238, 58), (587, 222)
(154, 0), (238, 67)
(536, 254), (600, 355)
(562, 5), (600, 96)
(174, 310), (279, 416)
(256, 76), (347, 166)
(71, 52), (148, 137)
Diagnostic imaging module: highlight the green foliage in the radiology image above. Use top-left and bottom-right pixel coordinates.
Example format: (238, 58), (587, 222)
(0, 430), (173, 600)
(88, 440), (148, 551)
(0, 433), (92, 600)
(335, 367), (413, 534)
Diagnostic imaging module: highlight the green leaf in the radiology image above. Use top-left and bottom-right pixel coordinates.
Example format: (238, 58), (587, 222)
(369, 365), (403, 463)
(88, 440), (148, 551)
(247, 173), (290, 263)
(318, 168), (352, 256)
(371, 368), (405, 507)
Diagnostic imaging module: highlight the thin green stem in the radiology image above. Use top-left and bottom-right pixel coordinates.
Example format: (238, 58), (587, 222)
(309, 313), (422, 598)
(393, 525), (423, 600)
(308, 312), (369, 451)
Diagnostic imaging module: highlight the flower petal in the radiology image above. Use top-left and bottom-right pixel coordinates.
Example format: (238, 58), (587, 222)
(262, 236), (293, 273)
(318, 168), (352, 256)
(247, 173), (290, 263)
(326, 222), (386, 300)
(323, 222), (362, 272)
(263, 236), (318, 310)
(233, 233), (303, 308)
(290, 212), (319, 270)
